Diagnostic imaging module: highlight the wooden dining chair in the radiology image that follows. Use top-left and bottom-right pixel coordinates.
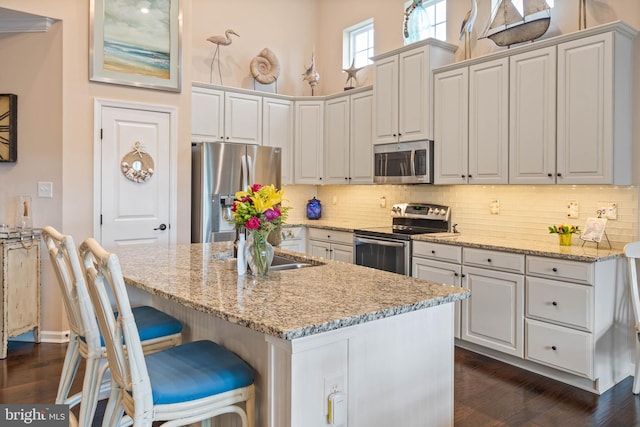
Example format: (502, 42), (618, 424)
(79, 237), (255, 427)
(624, 241), (640, 394)
(42, 226), (183, 427)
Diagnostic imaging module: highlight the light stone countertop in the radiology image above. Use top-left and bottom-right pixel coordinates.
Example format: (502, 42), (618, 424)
(286, 222), (624, 262)
(116, 242), (469, 341)
(411, 233), (624, 262)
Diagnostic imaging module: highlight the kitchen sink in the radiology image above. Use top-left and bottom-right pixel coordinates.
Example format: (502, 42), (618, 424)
(270, 254), (314, 271)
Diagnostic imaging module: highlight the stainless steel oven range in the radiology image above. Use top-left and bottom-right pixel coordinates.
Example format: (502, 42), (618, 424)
(353, 203), (451, 276)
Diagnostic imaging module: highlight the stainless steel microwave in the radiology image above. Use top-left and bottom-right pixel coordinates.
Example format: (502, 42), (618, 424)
(373, 140), (433, 184)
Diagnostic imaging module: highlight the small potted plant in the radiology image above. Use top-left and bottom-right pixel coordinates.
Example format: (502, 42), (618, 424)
(548, 224), (580, 246)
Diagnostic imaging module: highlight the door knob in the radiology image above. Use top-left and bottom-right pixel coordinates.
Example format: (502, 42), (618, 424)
(154, 224), (167, 231)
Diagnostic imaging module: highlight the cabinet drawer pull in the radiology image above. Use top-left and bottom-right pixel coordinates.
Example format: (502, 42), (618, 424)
(552, 267), (558, 272)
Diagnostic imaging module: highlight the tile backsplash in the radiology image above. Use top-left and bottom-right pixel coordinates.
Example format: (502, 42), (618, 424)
(283, 184), (638, 245)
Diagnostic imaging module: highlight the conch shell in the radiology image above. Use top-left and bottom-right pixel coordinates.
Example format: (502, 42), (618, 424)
(250, 48), (280, 84)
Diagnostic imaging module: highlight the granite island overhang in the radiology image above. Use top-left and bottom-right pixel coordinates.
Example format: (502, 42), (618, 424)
(117, 242), (470, 427)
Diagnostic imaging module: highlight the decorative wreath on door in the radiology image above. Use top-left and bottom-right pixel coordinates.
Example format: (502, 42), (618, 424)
(121, 141), (154, 183)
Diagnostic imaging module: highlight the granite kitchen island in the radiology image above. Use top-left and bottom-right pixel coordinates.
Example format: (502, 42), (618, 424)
(117, 242), (470, 427)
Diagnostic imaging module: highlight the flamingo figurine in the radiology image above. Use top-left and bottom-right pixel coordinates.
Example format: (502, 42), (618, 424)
(459, 0), (477, 60)
(207, 29), (239, 85)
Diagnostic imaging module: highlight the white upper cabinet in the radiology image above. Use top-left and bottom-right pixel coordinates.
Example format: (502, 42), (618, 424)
(192, 86), (224, 141)
(468, 57), (509, 184)
(433, 21), (636, 186)
(434, 67), (468, 185)
(294, 100), (324, 185)
(435, 57), (509, 185)
(263, 96), (294, 184)
(509, 46), (557, 184)
(191, 85), (262, 145)
(223, 91), (262, 145)
(373, 40), (455, 144)
(324, 96), (351, 184)
(349, 90), (374, 184)
(323, 88), (374, 185)
(556, 30), (633, 185)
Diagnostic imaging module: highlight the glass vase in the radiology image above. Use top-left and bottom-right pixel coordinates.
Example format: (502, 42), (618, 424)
(245, 229), (274, 277)
(559, 233), (572, 246)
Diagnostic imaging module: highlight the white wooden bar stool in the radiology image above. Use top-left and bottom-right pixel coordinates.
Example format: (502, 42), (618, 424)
(79, 237), (255, 427)
(42, 226), (183, 427)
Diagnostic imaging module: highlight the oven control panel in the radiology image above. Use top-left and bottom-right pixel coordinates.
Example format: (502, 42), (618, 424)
(391, 203), (450, 221)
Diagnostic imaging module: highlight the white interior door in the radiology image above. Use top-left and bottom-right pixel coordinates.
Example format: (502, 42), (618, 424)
(98, 104), (172, 250)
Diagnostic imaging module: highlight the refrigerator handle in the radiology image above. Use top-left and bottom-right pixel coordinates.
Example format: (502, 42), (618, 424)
(245, 154), (253, 186)
(241, 154), (247, 190)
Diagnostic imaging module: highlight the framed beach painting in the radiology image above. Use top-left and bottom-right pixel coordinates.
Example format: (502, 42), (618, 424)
(90, 0), (181, 92)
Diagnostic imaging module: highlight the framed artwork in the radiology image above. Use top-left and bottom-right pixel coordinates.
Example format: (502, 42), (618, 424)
(580, 217), (608, 243)
(0, 94), (17, 163)
(90, 0), (182, 92)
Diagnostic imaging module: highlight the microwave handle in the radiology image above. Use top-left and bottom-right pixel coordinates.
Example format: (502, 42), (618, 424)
(410, 150), (416, 177)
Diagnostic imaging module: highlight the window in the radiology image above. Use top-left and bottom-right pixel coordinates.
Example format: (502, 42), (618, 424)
(343, 19), (374, 69)
(403, 0), (447, 45)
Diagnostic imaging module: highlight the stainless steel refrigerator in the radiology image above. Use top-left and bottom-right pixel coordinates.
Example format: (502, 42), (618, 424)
(191, 141), (281, 243)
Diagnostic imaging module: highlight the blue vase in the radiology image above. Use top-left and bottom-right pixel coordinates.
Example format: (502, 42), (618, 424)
(306, 197), (322, 220)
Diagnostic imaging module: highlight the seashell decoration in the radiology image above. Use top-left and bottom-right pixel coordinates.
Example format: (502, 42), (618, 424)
(250, 48), (281, 85)
(121, 141), (154, 183)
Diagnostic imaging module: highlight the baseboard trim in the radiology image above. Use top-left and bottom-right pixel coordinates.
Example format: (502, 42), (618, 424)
(10, 330), (70, 344)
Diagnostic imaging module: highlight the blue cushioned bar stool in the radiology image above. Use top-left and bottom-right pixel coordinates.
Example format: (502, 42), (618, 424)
(42, 226), (183, 427)
(79, 237), (255, 427)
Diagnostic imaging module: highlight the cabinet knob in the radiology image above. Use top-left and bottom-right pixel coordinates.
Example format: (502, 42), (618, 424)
(461, 274), (466, 278)
(393, 133), (397, 137)
(454, 272), (459, 277)
(557, 173), (562, 177)
(345, 177), (348, 181)
(487, 258), (492, 263)
(461, 175), (466, 179)
(552, 301), (558, 306)
(551, 345), (557, 351)
(547, 173), (553, 177)
(431, 250), (436, 254)
(552, 267), (558, 272)
(468, 175), (473, 179)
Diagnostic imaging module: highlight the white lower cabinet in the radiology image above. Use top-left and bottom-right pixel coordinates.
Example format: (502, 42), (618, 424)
(307, 228), (353, 263)
(412, 241), (462, 338)
(524, 256), (617, 384)
(412, 239), (630, 393)
(278, 227), (306, 254)
(461, 264), (524, 358)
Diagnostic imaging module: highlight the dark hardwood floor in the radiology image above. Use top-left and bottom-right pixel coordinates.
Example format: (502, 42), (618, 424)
(1, 341), (639, 426)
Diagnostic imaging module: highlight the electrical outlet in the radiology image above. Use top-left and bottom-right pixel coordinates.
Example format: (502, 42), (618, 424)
(379, 196), (386, 208)
(597, 202), (617, 220)
(567, 201), (579, 219)
(489, 199), (500, 215)
(332, 195), (337, 205)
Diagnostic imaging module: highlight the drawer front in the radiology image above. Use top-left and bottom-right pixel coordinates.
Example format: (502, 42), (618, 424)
(413, 241), (462, 263)
(526, 256), (593, 285)
(526, 277), (593, 331)
(308, 228), (353, 245)
(463, 248), (525, 273)
(526, 319), (593, 378)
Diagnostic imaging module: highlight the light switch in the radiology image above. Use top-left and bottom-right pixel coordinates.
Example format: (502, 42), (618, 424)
(38, 181), (53, 198)
(567, 201), (579, 218)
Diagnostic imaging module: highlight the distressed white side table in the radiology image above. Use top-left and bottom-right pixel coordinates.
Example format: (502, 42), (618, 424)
(0, 229), (41, 359)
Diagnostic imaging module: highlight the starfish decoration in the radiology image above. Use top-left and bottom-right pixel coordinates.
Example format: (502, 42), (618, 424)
(343, 59), (363, 88)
